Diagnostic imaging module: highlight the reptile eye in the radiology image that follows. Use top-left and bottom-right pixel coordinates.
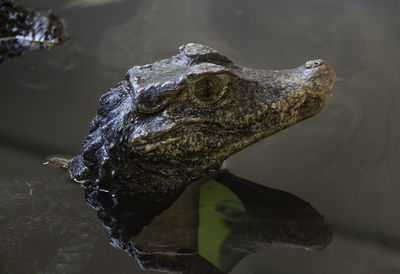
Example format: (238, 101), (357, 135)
(193, 76), (222, 102)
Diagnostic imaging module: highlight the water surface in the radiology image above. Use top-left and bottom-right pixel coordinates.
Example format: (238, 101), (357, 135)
(1, 0), (400, 273)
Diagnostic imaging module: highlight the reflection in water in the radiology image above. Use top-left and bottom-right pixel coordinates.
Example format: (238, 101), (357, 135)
(86, 171), (332, 273)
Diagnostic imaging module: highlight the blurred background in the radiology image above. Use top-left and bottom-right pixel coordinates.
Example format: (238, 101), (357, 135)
(1, 0), (400, 273)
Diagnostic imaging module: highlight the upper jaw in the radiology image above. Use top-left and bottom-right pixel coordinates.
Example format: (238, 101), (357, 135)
(237, 59), (335, 99)
(246, 60), (336, 130)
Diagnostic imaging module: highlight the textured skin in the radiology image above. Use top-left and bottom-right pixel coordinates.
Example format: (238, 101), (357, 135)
(69, 43), (336, 192)
(0, 0), (66, 63)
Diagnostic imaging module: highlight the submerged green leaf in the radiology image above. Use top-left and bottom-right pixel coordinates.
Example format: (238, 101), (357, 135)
(198, 179), (246, 271)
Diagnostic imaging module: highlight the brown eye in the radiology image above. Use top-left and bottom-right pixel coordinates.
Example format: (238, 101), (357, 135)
(193, 76), (222, 101)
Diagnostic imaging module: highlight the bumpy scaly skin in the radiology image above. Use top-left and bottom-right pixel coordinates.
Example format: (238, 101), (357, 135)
(69, 43), (336, 192)
(0, 0), (66, 63)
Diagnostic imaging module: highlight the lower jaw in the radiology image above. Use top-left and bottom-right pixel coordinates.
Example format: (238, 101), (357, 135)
(298, 95), (325, 120)
(216, 96), (326, 162)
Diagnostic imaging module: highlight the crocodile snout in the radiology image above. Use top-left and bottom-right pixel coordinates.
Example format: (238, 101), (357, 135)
(303, 59), (336, 97)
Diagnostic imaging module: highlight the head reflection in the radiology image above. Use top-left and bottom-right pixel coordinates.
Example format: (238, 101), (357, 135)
(85, 171), (332, 273)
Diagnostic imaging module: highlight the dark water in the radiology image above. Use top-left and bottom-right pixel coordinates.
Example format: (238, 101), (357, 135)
(1, 0), (400, 273)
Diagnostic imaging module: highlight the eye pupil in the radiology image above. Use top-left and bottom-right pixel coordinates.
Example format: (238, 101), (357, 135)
(193, 76), (221, 101)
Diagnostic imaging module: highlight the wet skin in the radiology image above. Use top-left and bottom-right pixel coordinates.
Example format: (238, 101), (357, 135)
(0, 0), (66, 63)
(69, 43), (336, 192)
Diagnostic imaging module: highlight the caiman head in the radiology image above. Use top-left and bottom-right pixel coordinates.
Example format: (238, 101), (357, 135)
(70, 43), (335, 192)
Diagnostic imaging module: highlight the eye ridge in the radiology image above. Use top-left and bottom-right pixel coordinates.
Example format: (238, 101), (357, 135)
(136, 86), (186, 114)
(193, 76), (222, 102)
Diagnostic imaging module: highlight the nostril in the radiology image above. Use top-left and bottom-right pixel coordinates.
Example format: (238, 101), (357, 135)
(305, 59), (326, 69)
(305, 61), (313, 69)
(314, 59), (326, 66)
